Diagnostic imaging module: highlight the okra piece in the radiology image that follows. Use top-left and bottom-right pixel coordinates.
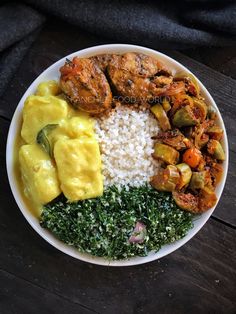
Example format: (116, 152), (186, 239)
(162, 97), (171, 112)
(189, 171), (206, 191)
(174, 72), (200, 97)
(207, 139), (225, 161)
(207, 125), (223, 141)
(153, 143), (179, 165)
(172, 191), (198, 212)
(151, 104), (171, 131)
(198, 186), (217, 212)
(172, 105), (198, 128)
(192, 98), (208, 122)
(176, 163), (192, 189)
(151, 165), (180, 192)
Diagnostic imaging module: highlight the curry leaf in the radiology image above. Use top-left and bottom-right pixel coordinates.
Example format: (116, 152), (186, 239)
(36, 124), (58, 158)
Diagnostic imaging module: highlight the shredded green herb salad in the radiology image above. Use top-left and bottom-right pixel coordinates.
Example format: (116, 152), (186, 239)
(41, 185), (193, 260)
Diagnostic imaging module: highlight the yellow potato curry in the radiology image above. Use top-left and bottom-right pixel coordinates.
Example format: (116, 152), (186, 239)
(18, 80), (103, 216)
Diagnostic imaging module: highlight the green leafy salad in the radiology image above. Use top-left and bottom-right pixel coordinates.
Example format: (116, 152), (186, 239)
(41, 185), (193, 260)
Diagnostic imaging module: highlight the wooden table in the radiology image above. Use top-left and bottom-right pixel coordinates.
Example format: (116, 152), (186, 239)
(1, 20), (236, 314)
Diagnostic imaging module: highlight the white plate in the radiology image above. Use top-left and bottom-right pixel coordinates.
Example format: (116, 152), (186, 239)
(6, 44), (229, 266)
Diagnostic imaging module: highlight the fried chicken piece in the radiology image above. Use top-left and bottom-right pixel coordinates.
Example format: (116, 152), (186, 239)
(60, 57), (112, 114)
(90, 54), (117, 72)
(107, 52), (172, 104)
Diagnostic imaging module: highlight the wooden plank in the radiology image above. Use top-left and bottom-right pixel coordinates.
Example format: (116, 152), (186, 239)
(182, 47), (236, 79)
(217, 149), (236, 227)
(1, 118), (235, 313)
(0, 269), (95, 314)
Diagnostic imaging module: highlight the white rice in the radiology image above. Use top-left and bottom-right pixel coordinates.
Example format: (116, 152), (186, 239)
(94, 106), (160, 187)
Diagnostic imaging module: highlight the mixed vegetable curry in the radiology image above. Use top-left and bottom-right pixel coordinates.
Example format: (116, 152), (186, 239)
(149, 74), (225, 213)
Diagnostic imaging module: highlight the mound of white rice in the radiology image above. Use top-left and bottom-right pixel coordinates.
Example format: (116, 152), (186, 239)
(94, 106), (160, 187)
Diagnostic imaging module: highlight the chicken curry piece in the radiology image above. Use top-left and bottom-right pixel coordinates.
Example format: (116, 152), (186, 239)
(60, 57), (112, 114)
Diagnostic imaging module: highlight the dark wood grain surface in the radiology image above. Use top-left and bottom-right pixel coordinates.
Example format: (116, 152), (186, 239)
(1, 20), (235, 314)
